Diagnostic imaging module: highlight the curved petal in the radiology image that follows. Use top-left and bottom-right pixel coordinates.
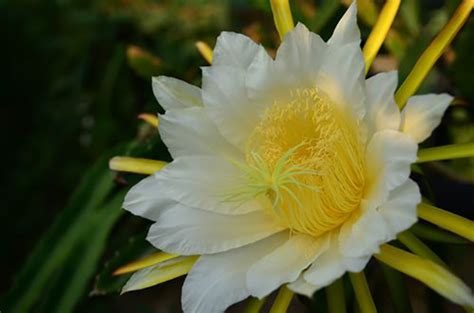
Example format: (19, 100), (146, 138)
(401, 94), (453, 143)
(123, 175), (174, 221)
(152, 76), (202, 110)
(365, 71), (401, 134)
(147, 204), (285, 255)
(304, 233), (370, 286)
(274, 23), (327, 86)
(378, 179), (420, 237)
(212, 32), (261, 69)
(338, 181), (420, 259)
(181, 232), (288, 313)
(316, 42), (366, 120)
(246, 24), (328, 108)
(154, 156), (264, 215)
(287, 275), (320, 298)
(202, 65), (260, 148)
(247, 233), (329, 298)
(159, 107), (242, 159)
(328, 2), (360, 46)
(338, 203), (388, 257)
(364, 130), (417, 208)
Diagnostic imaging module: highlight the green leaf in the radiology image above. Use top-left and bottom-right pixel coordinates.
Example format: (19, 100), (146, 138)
(1, 154), (116, 313)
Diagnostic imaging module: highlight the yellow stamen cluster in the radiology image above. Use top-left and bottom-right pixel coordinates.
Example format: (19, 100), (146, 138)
(243, 88), (366, 237)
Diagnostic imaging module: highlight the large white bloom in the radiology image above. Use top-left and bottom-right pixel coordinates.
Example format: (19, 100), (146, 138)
(124, 4), (453, 312)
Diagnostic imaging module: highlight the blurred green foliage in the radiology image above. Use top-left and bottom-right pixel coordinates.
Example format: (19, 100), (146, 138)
(1, 0), (472, 312)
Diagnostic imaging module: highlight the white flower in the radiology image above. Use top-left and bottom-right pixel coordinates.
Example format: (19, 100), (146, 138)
(124, 3), (454, 313)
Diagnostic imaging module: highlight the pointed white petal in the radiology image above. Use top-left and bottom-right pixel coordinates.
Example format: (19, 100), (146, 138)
(147, 204), (285, 255)
(247, 233), (329, 298)
(159, 107), (241, 159)
(275, 23), (327, 85)
(213, 32), (261, 69)
(328, 2), (360, 46)
(154, 156), (264, 215)
(287, 275), (320, 298)
(123, 175), (174, 221)
(379, 179), (420, 237)
(316, 42), (366, 119)
(246, 24), (327, 106)
(401, 94), (453, 143)
(181, 232), (288, 313)
(202, 65), (260, 148)
(152, 76), (201, 110)
(364, 130), (417, 208)
(365, 71), (401, 134)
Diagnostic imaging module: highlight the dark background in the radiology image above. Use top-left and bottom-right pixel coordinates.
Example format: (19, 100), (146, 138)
(1, 0), (473, 312)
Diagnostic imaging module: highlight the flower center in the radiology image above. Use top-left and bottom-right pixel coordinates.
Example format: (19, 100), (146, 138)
(245, 88), (365, 237)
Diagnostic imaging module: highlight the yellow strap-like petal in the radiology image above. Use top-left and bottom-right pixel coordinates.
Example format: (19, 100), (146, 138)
(395, 0), (473, 109)
(417, 142), (474, 163)
(195, 41), (213, 64)
(245, 297), (266, 313)
(349, 271), (377, 313)
(397, 231), (446, 267)
(375, 244), (474, 308)
(418, 203), (474, 241)
(138, 113), (159, 128)
(113, 251), (178, 276)
(121, 256), (198, 293)
(363, 0), (401, 73)
(270, 0), (295, 39)
(269, 286), (294, 313)
(109, 156), (167, 175)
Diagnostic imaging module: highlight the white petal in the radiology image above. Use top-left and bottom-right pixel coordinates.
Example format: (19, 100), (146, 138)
(159, 107), (242, 159)
(123, 175), (173, 221)
(364, 130), (417, 208)
(246, 45), (278, 103)
(275, 23), (327, 86)
(147, 204), (285, 255)
(287, 275), (320, 298)
(365, 71), (401, 134)
(247, 234), (329, 298)
(401, 94), (453, 143)
(246, 24), (328, 108)
(152, 76), (202, 110)
(154, 156), (264, 215)
(304, 233), (370, 286)
(339, 172), (420, 259)
(213, 32), (261, 69)
(338, 204), (388, 257)
(379, 179), (420, 237)
(328, 2), (360, 46)
(181, 232), (288, 313)
(202, 65), (260, 148)
(316, 42), (366, 119)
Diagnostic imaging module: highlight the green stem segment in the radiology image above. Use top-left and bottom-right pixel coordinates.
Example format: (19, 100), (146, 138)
(326, 278), (346, 313)
(397, 231), (446, 267)
(245, 297), (266, 313)
(349, 272), (377, 313)
(417, 143), (474, 163)
(270, 286), (294, 313)
(418, 203), (474, 241)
